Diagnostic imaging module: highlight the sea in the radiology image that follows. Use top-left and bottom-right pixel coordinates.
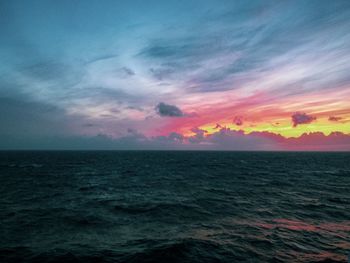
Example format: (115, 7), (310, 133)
(0, 151), (349, 263)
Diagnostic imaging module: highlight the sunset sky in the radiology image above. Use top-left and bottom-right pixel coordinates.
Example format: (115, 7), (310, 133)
(1, 0), (350, 150)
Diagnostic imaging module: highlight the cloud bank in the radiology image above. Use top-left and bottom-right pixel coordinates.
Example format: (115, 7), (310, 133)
(1, 126), (349, 151)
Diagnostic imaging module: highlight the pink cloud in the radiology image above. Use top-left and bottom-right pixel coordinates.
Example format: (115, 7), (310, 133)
(233, 116), (243, 126)
(328, 116), (342, 122)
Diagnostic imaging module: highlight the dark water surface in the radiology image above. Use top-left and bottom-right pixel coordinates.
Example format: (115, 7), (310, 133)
(0, 151), (349, 262)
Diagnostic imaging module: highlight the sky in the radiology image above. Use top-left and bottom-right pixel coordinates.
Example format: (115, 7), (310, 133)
(1, 0), (350, 150)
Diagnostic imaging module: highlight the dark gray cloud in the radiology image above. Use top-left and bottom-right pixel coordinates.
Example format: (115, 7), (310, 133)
(167, 132), (184, 142)
(291, 112), (316, 127)
(153, 132), (184, 144)
(155, 102), (184, 117)
(127, 128), (144, 137)
(0, 97), (79, 143)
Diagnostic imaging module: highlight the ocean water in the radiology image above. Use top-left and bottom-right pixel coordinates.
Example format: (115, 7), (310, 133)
(0, 151), (349, 263)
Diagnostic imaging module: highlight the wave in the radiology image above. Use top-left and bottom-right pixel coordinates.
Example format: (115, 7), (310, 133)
(112, 202), (209, 217)
(1, 238), (347, 263)
(0, 239), (240, 263)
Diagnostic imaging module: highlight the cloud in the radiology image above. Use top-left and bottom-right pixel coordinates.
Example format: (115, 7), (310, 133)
(214, 123), (222, 129)
(291, 112), (316, 127)
(85, 54), (119, 65)
(155, 102), (184, 117)
(328, 116), (342, 122)
(120, 67), (135, 76)
(189, 127), (207, 143)
(207, 128), (278, 150)
(168, 132), (184, 142)
(0, 96), (94, 150)
(233, 116), (243, 126)
(2, 121), (350, 151)
(153, 132), (184, 144)
(137, 1), (350, 96)
(126, 105), (144, 112)
(150, 67), (176, 81)
(123, 128), (147, 142)
(83, 123), (95, 127)
(282, 132), (350, 151)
